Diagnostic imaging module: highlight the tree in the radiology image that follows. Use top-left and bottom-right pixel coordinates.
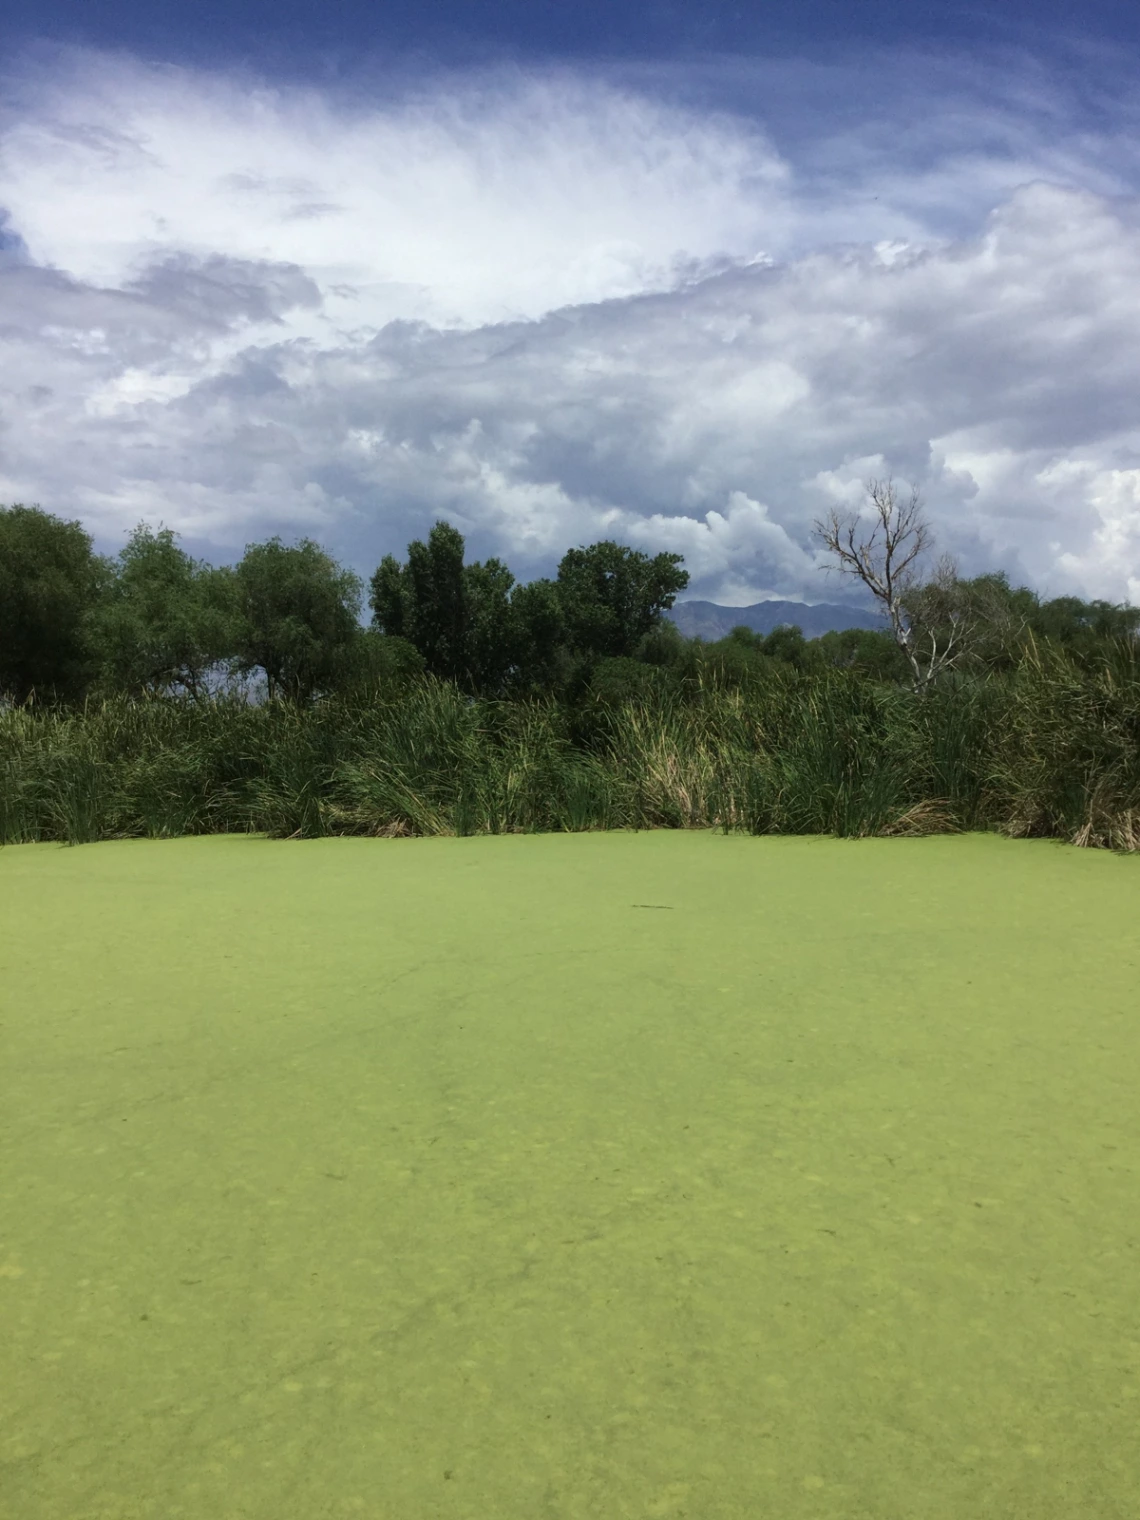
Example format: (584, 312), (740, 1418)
(758, 624), (812, 670)
(88, 524), (238, 698)
(901, 569), (1036, 675)
(371, 522), (546, 696)
(0, 504), (108, 703)
(372, 527), (691, 696)
(338, 628), (426, 694)
(506, 578), (567, 695)
(814, 479), (970, 694)
(372, 522), (477, 688)
(234, 537), (363, 703)
(464, 556), (518, 695)
(689, 629), (777, 690)
(375, 522), (495, 690)
(404, 522), (470, 684)
(1028, 594), (1140, 665)
(812, 626), (912, 681)
(588, 655), (671, 705)
(369, 554), (410, 641)
(555, 540), (689, 662)
(634, 618), (687, 670)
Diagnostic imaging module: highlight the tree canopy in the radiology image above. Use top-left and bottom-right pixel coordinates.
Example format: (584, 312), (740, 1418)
(3, 500), (1137, 711)
(87, 524), (238, 698)
(371, 524), (690, 695)
(0, 504), (108, 703)
(555, 540), (689, 661)
(233, 537), (363, 703)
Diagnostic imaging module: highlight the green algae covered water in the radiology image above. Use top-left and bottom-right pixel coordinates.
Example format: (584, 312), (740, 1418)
(2, 832), (1138, 1519)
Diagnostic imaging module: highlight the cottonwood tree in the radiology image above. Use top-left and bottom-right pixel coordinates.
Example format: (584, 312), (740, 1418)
(555, 540), (689, 661)
(370, 522), (523, 695)
(370, 526), (688, 696)
(814, 478), (972, 694)
(0, 504), (109, 703)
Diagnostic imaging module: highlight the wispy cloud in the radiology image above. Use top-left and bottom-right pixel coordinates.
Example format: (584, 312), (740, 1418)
(2, 46), (1140, 604)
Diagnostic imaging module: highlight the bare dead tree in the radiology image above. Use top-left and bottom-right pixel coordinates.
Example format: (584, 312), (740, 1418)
(814, 478), (972, 694)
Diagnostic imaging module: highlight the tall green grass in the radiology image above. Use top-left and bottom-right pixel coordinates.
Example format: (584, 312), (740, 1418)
(2, 647), (1138, 848)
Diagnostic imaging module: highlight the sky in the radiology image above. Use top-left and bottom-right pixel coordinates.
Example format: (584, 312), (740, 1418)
(2, 2), (1140, 606)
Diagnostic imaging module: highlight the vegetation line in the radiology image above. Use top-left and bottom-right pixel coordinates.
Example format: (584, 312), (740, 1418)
(2, 494), (1138, 850)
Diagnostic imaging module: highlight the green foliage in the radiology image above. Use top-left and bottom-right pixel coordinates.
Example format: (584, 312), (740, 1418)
(4, 640), (1138, 850)
(812, 626), (911, 681)
(587, 656), (672, 707)
(5, 503), (1140, 853)
(372, 524), (691, 698)
(989, 637), (1140, 848)
(506, 578), (567, 695)
(900, 570), (1034, 675)
(755, 624), (813, 669)
(371, 521), (522, 695)
(899, 570), (1140, 678)
(0, 504), (108, 703)
(403, 521), (470, 682)
(666, 625), (816, 691)
(634, 619), (687, 669)
(88, 524), (238, 698)
(555, 540), (689, 661)
(679, 632), (780, 691)
(1027, 595), (1140, 667)
(234, 537), (363, 703)
(463, 556), (517, 695)
(339, 630), (426, 696)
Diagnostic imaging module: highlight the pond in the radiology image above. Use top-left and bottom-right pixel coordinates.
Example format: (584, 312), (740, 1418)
(2, 831), (1137, 1518)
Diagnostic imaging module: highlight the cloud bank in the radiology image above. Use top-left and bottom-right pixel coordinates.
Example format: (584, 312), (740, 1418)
(2, 48), (1139, 604)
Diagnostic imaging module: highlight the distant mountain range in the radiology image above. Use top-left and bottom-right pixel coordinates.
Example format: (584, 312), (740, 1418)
(666, 599), (883, 642)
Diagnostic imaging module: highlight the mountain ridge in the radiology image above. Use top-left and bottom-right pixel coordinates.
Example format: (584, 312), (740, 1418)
(666, 599), (883, 641)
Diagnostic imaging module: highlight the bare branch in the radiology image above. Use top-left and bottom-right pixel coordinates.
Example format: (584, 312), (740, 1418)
(813, 476), (956, 694)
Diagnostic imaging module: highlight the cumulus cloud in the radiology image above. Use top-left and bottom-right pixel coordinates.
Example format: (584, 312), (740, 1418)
(2, 48), (1140, 605)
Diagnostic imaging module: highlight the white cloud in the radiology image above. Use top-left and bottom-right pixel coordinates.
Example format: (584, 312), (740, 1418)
(0, 51), (789, 329)
(2, 49), (1140, 605)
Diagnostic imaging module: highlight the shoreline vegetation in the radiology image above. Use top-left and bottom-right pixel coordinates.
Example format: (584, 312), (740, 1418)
(2, 651), (1138, 849)
(2, 501), (1138, 850)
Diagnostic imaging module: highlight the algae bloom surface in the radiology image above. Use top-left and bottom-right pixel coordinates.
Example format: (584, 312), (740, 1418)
(1, 831), (1138, 1518)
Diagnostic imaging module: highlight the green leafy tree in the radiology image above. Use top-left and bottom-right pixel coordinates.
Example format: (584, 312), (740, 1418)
(371, 522), (471, 685)
(555, 541), (689, 661)
(373, 527), (689, 696)
(634, 618), (687, 670)
(505, 578), (568, 695)
(405, 522), (470, 683)
(1028, 594), (1140, 665)
(685, 627), (781, 690)
(338, 629), (426, 694)
(371, 522), (525, 695)
(588, 655), (671, 705)
(89, 524), (238, 698)
(812, 626), (911, 681)
(462, 556), (517, 695)
(0, 504), (109, 703)
(758, 624), (813, 670)
(368, 555), (410, 640)
(234, 537), (363, 703)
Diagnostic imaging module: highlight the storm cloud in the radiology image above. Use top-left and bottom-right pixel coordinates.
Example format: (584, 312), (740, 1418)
(2, 48), (1139, 604)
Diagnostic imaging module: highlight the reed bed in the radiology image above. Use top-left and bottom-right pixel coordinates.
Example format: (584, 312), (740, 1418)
(2, 644), (1138, 848)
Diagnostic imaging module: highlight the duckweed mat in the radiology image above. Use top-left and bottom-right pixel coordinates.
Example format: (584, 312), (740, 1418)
(1, 831), (1138, 1518)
